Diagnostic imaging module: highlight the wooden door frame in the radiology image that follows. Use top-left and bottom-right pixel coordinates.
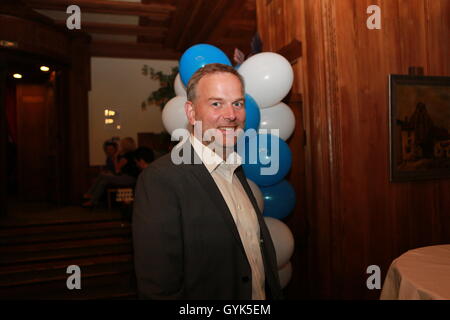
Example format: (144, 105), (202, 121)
(0, 49), (70, 210)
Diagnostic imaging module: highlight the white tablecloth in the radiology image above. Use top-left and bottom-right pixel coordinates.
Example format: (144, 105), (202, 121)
(380, 245), (450, 300)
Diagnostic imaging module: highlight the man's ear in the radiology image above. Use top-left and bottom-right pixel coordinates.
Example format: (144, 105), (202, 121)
(185, 101), (196, 126)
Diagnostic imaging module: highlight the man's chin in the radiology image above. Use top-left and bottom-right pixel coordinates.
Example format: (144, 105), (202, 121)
(217, 138), (238, 149)
(203, 128), (243, 147)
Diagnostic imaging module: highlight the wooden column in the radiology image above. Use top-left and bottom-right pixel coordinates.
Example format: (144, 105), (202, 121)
(256, 0), (308, 299)
(0, 62), (6, 216)
(67, 34), (91, 204)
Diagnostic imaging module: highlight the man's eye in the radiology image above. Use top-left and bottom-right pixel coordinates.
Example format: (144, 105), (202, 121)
(233, 102), (244, 108)
(211, 102), (221, 107)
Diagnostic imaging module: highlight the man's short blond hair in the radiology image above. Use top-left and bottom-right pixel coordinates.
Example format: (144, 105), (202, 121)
(186, 63), (245, 102)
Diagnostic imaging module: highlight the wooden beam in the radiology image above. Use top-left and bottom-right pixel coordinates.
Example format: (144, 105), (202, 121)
(90, 41), (181, 60)
(163, 0), (203, 50)
(164, 0), (191, 48)
(55, 21), (167, 38)
(214, 38), (252, 47)
(190, 0), (235, 45)
(277, 39), (302, 64)
(206, 0), (255, 46)
(230, 19), (256, 32)
(25, 0), (175, 19)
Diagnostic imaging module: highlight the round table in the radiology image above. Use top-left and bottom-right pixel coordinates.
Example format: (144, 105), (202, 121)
(380, 245), (450, 300)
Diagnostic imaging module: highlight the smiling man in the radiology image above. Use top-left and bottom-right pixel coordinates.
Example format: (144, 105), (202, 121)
(132, 63), (282, 300)
(185, 65), (245, 156)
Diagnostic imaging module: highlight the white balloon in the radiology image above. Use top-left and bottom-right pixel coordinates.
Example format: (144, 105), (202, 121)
(238, 52), (294, 108)
(174, 73), (187, 97)
(278, 262), (292, 289)
(264, 217), (294, 268)
(162, 96), (189, 136)
(259, 102), (296, 141)
(247, 178), (264, 213)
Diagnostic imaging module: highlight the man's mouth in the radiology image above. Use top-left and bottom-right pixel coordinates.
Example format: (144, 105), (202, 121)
(218, 126), (238, 135)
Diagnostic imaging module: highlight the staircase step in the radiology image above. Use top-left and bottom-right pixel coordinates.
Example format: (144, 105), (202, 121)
(0, 272), (137, 299)
(0, 218), (136, 300)
(0, 219), (129, 234)
(0, 236), (131, 253)
(0, 259), (134, 287)
(0, 228), (131, 245)
(0, 242), (132, 265)
(0, 253), (133, 276)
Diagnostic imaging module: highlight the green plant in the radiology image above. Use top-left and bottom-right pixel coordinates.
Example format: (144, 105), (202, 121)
(141, 65), (178, 111)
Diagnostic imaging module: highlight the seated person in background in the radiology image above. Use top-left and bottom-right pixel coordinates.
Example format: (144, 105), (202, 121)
(102, 140), (119, 174)
(119, 147), (155, 220)
(134, 146), (155, 172)
(82, 137), (139, 208)
(114, 137), (140, 177)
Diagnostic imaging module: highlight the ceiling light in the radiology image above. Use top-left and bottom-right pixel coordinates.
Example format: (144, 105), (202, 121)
(40, 66), (50, 72)
(13, 73), (22, 79)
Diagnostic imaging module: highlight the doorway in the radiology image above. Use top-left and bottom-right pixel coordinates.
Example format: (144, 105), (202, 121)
(1, 51), (65, 218)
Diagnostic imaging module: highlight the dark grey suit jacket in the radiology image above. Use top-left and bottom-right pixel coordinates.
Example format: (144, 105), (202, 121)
(132, 143), (283, 300)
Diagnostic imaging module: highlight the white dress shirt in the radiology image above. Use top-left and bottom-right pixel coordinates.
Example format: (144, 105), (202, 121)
(190, 135), (266, 300)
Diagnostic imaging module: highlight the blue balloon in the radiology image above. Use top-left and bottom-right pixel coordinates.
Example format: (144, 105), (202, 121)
(261, 180), (296, 219)
(237, 133), (292, 187)
(244, 94), (261, 132)
(179, 44), (232, 86)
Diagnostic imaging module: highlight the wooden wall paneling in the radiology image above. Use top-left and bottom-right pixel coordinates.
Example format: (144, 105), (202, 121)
(283, 94), (309, 299)
(424, 0), (450, 76)
(335, 0), (384, 299)
(56, 69), (70, 204)
(16, 84), (50, 201)
(258, 0), (450, 299)
(67, 34), (91, 204)
(26, 0), (176, 18)
(0, 15), (70, 62)
(256, 0), (310, 299)
(297, 0), (338, 299)
(428, 0), (450, 243)
(46, 77), (60, 204)
(0, 63), (6, 216)
(327, 0), (449, 299)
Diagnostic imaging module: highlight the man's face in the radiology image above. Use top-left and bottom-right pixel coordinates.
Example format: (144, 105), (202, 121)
(185, 72), (245, 148)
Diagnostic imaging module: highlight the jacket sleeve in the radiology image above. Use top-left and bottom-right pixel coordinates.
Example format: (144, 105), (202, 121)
(132, 166), (184, 299)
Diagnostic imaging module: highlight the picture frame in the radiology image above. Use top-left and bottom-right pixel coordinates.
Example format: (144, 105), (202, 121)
(389, 74), (450, 182)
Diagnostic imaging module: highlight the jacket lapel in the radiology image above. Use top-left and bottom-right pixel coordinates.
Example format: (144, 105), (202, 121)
(186, 144), (248, 260)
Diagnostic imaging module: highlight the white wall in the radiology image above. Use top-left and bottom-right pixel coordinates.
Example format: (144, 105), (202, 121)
(89, 57), (178, 165)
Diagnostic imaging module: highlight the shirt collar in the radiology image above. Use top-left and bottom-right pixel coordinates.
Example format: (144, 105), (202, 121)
(190, 134), (242, 175)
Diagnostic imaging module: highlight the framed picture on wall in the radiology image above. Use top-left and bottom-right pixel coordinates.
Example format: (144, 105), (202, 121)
(389, 75), (450, 182)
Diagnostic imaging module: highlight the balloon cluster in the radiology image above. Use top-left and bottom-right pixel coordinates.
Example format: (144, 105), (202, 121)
(161, 44), (296, 289)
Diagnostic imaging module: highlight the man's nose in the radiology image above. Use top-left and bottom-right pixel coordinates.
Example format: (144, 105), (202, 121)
(223, 104), (237, 121)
